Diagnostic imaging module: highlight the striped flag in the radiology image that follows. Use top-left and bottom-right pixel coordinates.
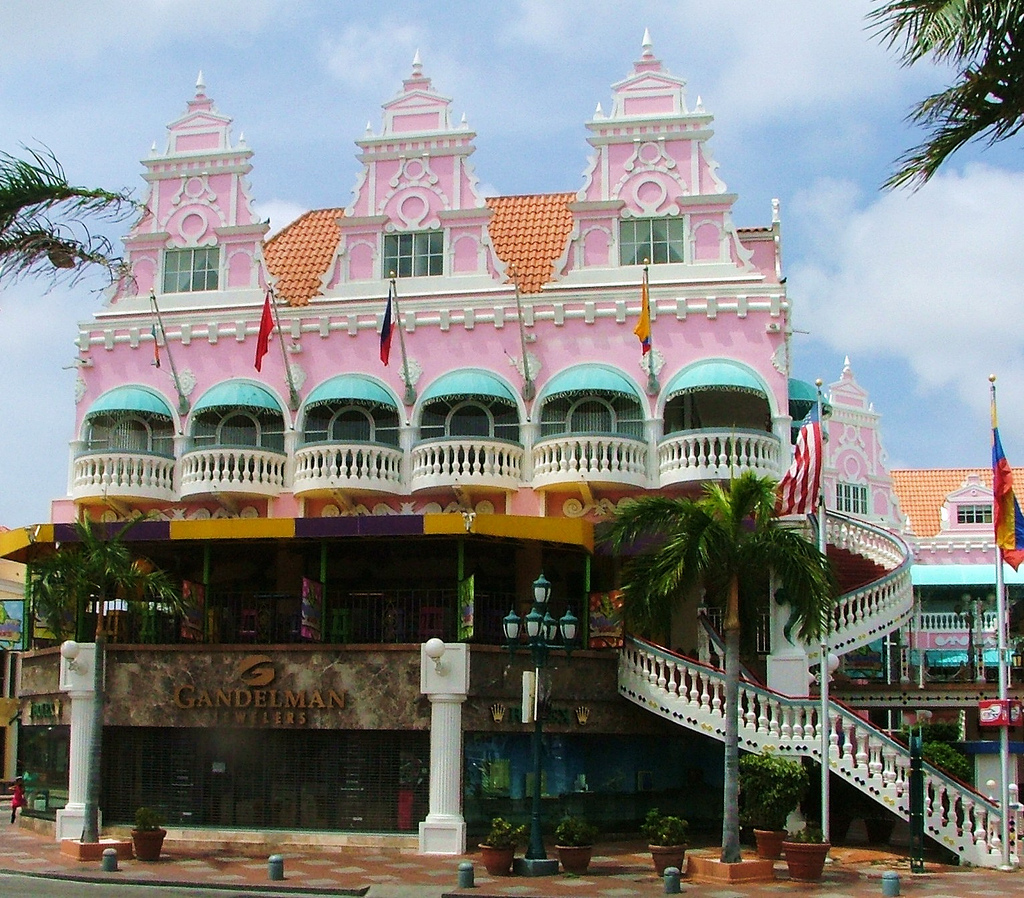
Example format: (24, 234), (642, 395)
(633, 268), (651, 355)
(992, 402), (1024, 570)
(151, 323), (161, 368)
(776, 406), (823, 516)
(380, 281), (395, 366)
(254, 293), (274, 372)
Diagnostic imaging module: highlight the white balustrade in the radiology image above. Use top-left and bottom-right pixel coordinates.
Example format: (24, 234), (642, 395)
(619, 635), (1018, 867)
(410, 438), (523, 492)
(532, 434), (647, 489)
(71, 452), (176, 502)
(293, 443), (404, 495)
(658, 429), (782, 486)
(180, 447), (287, 498)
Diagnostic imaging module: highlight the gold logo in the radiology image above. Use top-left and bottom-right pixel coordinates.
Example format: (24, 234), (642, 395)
(237, 655), (275, 687)
(490, 703), (506, 723)
(575, 705), (590, 725)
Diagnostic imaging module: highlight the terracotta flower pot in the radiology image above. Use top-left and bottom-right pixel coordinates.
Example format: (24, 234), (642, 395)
(649, 844), (686, 875)
(479, 844), (515, 876)
(556, 844), (593, 874)
(753, 829), (786, 860)
(131, 827), (167, 862)
(782, 840), (830, 881)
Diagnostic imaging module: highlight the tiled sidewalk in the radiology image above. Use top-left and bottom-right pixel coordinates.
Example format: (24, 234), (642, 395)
(0, 821), (1011, 897)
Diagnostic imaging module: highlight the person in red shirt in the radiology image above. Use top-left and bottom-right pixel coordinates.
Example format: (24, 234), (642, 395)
(10, 779), (25, 824)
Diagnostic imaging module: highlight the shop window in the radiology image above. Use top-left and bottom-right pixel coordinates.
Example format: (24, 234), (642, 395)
(619, 217), (685, 266)
(383, 230), (443, 278)
(163, 247), (220, 293)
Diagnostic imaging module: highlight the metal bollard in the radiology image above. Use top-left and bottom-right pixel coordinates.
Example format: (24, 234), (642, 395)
(268, 854), (285, 881)
(458, 860), (475, 888)
(101, 847), (118, 872)
(881, 871), (900, 897)
(663, 866), (681, 894)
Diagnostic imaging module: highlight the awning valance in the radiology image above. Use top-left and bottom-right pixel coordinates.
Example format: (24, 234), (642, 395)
(192, 382), (283, 414)
(912, 564), (1024, 586)
(86, 386), (175, 419)
(538, 366), (643, 403)
(305, 376), (397, 411)
(420, 371), (517, 407)
(788, 378), (818, 421)
(665, 361), (767, 401)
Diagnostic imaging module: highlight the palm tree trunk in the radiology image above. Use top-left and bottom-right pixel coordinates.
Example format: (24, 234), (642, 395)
(720, 574), (743, 863)
(81, 618), (105, 844)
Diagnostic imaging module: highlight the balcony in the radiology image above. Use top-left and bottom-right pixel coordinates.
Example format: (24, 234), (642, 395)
(179, 446), (287, 499)
(658, 428), (782, 487)
(293, 442), (404, 496)
(410, 437), (524, 492)
(532, 434), (648, 490)
(71, 451), (177, 503)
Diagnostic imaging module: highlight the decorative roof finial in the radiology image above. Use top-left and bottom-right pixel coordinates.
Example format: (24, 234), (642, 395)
(412, 49), (423, 78)
(460, 112), (468, 129)
(365, 121), (373, 136)
(196, 70), (206, 95)
(238, 131), (247, 147)
(641, 28), (653, 58)
(694, 95), (704, 113)
(594, 102), (604, 119)
(772, 198), (780, 223)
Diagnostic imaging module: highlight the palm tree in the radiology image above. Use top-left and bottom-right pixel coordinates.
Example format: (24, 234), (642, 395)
(29, 519), (180, 844)
(0, 147), (134, 282)
(870, 0), (1024, 188)
(604, 472), (836, 864)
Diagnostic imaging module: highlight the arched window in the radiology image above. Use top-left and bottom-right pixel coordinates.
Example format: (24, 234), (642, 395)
(421, 399), (519, 443)
(541, 394), (644, 439)
(190, 409), (285, 452)
(83, 413), (174, 456)
(303, 403), (400, 447)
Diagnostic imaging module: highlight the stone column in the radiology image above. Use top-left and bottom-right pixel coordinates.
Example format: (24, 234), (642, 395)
(419, 640), (469, 855)
(766, 584), (811, 697)
(55, 641), (98, 842)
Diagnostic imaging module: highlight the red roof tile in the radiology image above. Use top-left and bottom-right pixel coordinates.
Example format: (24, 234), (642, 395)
(890, 468), (1024, 537)
(264, 208), (344, 307)
(486, 193), (575, 294)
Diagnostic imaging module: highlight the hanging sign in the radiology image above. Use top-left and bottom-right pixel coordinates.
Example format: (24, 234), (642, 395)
(979, 699), (1022, 727)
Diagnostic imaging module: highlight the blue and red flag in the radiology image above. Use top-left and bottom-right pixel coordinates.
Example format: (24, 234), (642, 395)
(992, 400), (1024, 570)
(380, 281), (395, 366)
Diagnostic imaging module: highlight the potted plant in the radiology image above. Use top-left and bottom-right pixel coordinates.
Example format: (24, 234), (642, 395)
(640, 808), (688, 875)
(554, 815), (598, 874)
(131, 806), (167, 861)
(738, 749), (809, 859)
(782, 825), (830, 881)
(478, 817), (525, 876)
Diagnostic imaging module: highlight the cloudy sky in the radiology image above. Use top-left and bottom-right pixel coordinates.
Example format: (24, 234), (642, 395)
(2, 0), (1023, 528)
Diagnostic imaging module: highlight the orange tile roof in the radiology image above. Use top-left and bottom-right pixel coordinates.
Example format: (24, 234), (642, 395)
(486, 193), (575, 293)
(890, 468), (1024, 537)
(264, 208), (345, 307)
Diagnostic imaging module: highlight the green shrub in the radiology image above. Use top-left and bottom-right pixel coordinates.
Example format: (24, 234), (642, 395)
(738, 750), (810, 832)
(481, 817), (526, 849)
(134, 807), (164, 831)
(922, 742), (973, 783)
(554, 816), (598, 847)
(640, 808), (688, 846)
(786, 824), (824, 843)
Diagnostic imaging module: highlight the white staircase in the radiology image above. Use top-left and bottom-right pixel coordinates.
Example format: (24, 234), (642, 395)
(617, 512), (1020, 868)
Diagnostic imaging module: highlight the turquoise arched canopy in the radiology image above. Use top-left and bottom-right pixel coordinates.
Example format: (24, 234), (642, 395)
(538, 366), (643, 403)
(664, 361), (767, 400)
(420, 371), (517, 407)
(192, 382), (283, 414)
(86, 386), (174, 418)
(305, 376), (397, 411)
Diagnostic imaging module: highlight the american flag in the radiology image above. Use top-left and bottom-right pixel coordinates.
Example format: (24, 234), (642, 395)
(776, 405), (822, 516)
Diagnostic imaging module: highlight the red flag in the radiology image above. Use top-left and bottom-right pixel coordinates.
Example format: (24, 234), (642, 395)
(776, 406), (822, 516)
(254, 294), (274, 371)
(380, 282), (394, 366)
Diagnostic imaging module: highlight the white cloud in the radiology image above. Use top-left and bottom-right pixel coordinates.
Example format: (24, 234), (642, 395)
(256, 201), (308, 238)
(790, 163), (1024, 446)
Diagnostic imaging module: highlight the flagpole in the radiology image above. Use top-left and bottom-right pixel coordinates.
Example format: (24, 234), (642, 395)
(642, 264), (658, 395)
(816, 378), (831, 844)
(389, 275), (416, 406)
(510, 265), (535, 401)
(990, 374), (1012, 869)
(149, 293), (190, 415)
(268, 290), (300, 411)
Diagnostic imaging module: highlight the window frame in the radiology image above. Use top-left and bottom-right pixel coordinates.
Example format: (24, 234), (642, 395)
(619, 217), (686, 266)
(162, 247), (220, 294)
(383, 230), (444, 278)
(835, 481), (869, 516)
(956, 503), (993, 525)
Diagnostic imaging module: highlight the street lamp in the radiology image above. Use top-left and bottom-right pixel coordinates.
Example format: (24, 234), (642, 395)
(503, 573), (579, 876)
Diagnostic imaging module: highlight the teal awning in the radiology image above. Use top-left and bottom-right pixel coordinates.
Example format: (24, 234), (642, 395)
(788, 378), (818, 421)
(420, 371), (517, 407)
(665, 361), (767, 400)
(86, 386), (174, 418)
(305, 376), (397, 411)
(538, 366), (643, 403)
(912, 564), (1024, 586)
(192, 382), (283, 414)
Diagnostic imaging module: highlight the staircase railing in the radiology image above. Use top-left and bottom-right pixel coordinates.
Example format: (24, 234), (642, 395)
(619, 636), (1020, 867)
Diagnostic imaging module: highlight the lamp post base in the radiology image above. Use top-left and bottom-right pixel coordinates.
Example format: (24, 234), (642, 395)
(514, 857), (559, 876)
